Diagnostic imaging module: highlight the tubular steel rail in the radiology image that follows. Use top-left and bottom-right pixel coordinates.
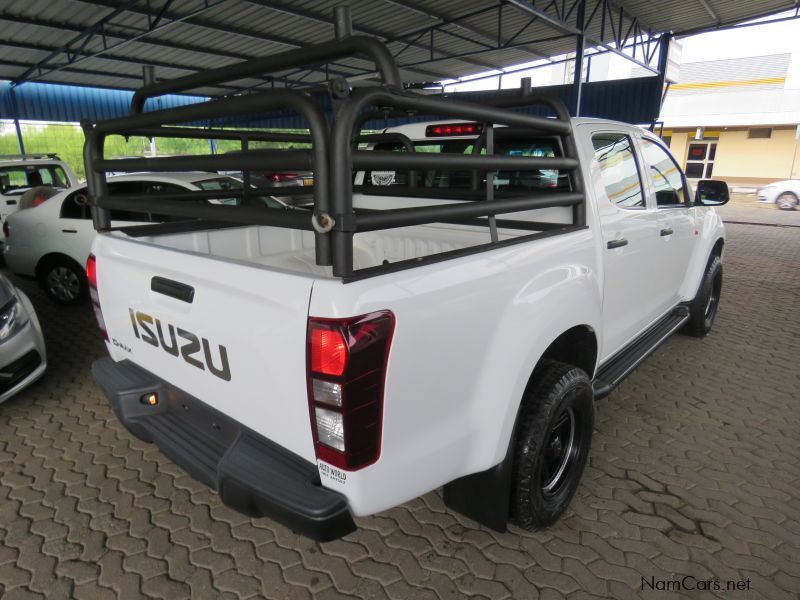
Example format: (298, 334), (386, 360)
(84, 32), (586, 280)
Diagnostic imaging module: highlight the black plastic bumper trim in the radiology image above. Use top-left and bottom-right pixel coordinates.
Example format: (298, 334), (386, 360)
(0, 349), (42, 394)
(91, 357), (356, 542)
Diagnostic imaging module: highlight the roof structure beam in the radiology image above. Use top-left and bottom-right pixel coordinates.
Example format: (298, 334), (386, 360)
(0, 39), (249, 93)
(380, 0), (553, 61)
(58, 0), (381, 83)
(503, 0), (660, 75)
(240, 0), (506, 74)
(13, 0), (228, 84)
(696, 0), (722, 24)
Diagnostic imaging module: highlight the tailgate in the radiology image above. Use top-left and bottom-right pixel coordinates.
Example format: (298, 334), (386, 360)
(93, 234), (317, 462)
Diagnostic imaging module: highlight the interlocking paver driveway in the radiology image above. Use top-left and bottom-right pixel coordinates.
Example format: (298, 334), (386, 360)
(0, 222), (798, 599)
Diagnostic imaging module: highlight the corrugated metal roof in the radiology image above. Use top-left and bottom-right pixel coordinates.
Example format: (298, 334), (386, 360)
(1, 0), (795, 99)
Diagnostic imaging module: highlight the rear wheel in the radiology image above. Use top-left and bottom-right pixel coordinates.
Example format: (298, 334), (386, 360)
(511, 360), (594, 530)
(776, 192), (798, 210)
(38, 257), (87, 305)
(683, 255), (722, 337)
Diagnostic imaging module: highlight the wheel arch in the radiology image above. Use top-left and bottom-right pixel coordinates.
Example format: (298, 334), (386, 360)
(709, 237), (724, 262)
(537, 325), (598, 379)
(443, 324), (598, 532)
(35, 252), (86, 280)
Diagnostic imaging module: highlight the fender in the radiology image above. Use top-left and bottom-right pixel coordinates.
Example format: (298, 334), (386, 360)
(309, 227), (602, 518)
(680, 208), (725, 301)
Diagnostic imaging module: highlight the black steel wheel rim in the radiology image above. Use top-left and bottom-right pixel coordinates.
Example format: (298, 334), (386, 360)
(705, 272), (721, 324)
(541, 406), (578, 496)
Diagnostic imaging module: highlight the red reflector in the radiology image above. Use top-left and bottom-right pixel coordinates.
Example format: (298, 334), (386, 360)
(86, 254), (108, 341)
(310, 327), (347, 376)
(86, 254), (97, 289)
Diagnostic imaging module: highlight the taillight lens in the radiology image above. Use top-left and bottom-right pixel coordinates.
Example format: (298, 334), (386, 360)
(86, 254), (108, 341)
(267, 172), (300, 182)
(307, 311), (395, 471)
(425, 122), (483, 137)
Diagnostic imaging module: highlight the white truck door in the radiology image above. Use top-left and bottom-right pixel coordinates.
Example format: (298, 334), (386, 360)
(589, 130), (663, 359)
(637, 138), (697, 311)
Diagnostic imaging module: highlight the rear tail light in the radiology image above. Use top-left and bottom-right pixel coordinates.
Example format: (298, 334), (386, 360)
(425, 122), (483, 137)
(307, 311), (395, 471)
(267, 172), (300, 182)
(86, 254), (108, 341)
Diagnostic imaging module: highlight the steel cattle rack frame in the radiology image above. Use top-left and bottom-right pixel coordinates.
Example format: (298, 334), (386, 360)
(84, 35), (586, 280)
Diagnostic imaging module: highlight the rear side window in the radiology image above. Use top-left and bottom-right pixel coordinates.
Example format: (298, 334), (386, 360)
(640, 139), (688, 207)
(592, 134), (645, 208)
(0, 165), (68, 194)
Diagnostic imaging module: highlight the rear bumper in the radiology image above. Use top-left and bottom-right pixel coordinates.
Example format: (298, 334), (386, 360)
(91, 357), (356, 542)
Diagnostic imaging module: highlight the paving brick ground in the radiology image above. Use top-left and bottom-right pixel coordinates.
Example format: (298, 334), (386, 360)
(0, 220), (798, 599)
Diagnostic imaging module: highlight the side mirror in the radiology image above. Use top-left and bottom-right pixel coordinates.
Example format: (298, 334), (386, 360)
(695, 179), (729, 206)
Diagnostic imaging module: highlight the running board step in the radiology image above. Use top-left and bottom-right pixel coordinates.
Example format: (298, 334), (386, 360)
(593, 305), (690, 399)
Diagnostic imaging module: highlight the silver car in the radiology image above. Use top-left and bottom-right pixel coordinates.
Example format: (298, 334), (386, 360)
(0, 273), (46, 404)
(757, 179), (800, 210)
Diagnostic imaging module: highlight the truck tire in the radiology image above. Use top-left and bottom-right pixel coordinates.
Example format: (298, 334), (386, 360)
(38, 256), (88, 306)
(683, 255), (722, 337)
(511, 360), (594, 530)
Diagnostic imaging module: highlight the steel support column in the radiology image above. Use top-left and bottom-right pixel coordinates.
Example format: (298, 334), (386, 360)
(8, 87), (26, 157)
(573, 0), (587, 116)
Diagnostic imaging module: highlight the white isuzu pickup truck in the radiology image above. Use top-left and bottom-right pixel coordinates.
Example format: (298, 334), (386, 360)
(85, 36), (729, 541)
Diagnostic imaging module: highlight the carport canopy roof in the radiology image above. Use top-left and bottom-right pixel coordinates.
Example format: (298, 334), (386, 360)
(0, 0), (797, 97)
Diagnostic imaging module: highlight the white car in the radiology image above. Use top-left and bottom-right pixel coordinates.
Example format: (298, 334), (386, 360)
(0, 272), (46, 405)
(757, 179), (799, 209)
(0, 154), (79, 242)
(3, 172), (291, 305)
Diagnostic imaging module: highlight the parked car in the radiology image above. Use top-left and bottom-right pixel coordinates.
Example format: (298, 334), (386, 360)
(2, 172), (292, 305)
(757, 179), (799, 209)
(0, 154), (79, 245)
(0, 272), (46, 405)
(86, 86), (729, 540)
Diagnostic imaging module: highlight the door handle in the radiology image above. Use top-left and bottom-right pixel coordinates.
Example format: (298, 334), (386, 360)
(607, 238), (628, 249)
(660, 228), (674, 236)
(61, 229), (78, 233)
(151, 276), (195, 303)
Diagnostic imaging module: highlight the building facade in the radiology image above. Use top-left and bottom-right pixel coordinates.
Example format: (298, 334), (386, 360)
(660, 52), (800, 185)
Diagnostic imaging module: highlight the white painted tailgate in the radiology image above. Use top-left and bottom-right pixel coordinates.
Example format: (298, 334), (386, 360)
(92, 234), (317, 462)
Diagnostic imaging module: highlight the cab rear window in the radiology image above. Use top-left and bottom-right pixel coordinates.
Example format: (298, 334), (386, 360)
(362, 137), (569, 193)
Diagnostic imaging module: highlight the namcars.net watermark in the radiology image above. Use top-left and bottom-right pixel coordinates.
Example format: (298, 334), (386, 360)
(642, 576), (752, 593)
